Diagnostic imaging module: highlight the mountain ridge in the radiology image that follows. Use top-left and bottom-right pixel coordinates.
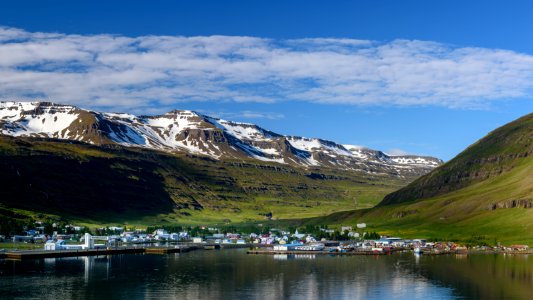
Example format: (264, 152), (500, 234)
(302, 112), (533, 243)
(379, 112), (533, 205)
(0, 101), (442, 177)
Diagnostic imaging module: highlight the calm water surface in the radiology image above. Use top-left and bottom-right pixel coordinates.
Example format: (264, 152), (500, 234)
(1, 250), (532, 299)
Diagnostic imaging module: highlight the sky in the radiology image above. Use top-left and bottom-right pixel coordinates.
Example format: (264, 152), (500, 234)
(1, 0), (533, 160)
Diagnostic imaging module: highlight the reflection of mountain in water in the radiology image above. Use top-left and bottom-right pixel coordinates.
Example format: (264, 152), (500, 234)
(8, 251), (533, 299)
(413, 254), (533, 299)
(0, 251), (456, 299)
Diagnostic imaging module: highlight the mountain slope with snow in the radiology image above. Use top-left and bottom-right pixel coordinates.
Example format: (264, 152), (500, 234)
(0, 101), (442, 177)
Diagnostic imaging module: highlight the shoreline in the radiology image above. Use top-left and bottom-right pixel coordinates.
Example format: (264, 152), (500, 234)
(3, 244), (533, 261)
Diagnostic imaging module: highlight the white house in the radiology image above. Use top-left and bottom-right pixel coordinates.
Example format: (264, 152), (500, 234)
(169, 233), (181, 241)
(154, 229), (168, 236)
(348, 232), (360, 238)
(341, 226), (353, 232)
(305, 236), (317, 243)
(292, 230), (305, 239)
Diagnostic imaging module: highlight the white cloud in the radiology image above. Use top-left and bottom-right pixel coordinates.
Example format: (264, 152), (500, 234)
(386, 148), (411, 156)
(196, 110), (285, 120)
(1, 26), (533, 112)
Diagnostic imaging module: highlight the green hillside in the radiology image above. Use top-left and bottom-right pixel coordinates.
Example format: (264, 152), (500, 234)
(381, 113), (533, 206)
(0, 135), (409, 230)
(304, 113), (533, 244)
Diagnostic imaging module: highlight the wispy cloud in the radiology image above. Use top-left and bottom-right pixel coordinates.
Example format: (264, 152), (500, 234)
(195, 110), (285, 120)
(386, 148), (411, 156)
(1, 26), (533, 112)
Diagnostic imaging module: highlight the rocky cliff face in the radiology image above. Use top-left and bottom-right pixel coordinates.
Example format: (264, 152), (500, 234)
(0, 101), (442, 177)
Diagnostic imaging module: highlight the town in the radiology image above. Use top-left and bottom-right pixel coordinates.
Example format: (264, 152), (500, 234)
(1, 221), (530, 260)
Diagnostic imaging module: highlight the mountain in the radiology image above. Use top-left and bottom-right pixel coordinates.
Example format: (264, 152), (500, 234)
(0, 102), (441, 228)
(380, 112), (533, 206)
(309, 112), (533, 244)
(0, 101), (441, 177)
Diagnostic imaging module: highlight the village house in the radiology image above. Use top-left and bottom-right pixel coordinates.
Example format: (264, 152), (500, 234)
(341, 226), (352, 232)
(509, 245), (529, 251)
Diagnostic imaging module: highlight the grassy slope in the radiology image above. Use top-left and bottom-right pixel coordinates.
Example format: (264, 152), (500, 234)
(381, 112), (533, 205)
(0, 135), (408, 227)
(295, 113), (533, 244)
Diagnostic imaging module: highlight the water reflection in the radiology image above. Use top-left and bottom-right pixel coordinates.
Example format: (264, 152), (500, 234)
(0, 251), (532, 299)
(273, 254), (316, 260)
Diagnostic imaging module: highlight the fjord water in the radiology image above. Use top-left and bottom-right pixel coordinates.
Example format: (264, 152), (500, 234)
(1, 250), (532, 299)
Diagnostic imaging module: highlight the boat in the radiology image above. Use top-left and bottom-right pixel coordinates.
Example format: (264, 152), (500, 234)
(414, 247), (424, 254)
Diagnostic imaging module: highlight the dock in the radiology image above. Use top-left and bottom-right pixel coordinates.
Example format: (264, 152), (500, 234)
(247, 249), (393, 256)
(144, 245), (202, 254)
(1, 243), (250, 260)
(4, 247), (144, 260)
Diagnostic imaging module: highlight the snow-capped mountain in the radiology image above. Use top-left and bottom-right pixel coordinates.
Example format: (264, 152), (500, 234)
(0, 102), (442, 176)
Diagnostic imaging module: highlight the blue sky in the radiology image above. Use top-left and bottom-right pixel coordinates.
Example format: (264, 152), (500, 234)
(1, 0), (533, 160)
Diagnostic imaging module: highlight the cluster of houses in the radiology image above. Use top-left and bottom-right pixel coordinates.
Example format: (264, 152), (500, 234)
(3, 222), (531, 254)
(271, 237), (428, 253)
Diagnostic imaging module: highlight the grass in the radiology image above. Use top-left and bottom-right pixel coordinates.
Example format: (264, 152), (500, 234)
(0, 135), (410, 230)
(290, 143), (533, 244)
(0, 242), (44, 250)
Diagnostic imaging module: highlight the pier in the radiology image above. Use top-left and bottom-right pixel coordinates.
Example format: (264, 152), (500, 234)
(247, 249), (396, 256)
(1, 243), (250, 260)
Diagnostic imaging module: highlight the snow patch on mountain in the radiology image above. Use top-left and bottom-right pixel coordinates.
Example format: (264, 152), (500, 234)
(0, 101), (79, 137)
(0, 102), (443, 176)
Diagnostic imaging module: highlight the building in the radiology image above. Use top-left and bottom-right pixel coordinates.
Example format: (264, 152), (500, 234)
(509, 245), (529, 251)
(294, 243), (325, 251)
(44, 239), (66, 250)
(44, 233), (95, 251)
(341, 226), (353, 232)
(273, 243), (303, 251)
(348, 232), (360, 238)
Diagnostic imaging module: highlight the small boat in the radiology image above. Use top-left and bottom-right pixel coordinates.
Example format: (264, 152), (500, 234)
(414, 247), (423, 254)
(204, 245), (216, 250)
